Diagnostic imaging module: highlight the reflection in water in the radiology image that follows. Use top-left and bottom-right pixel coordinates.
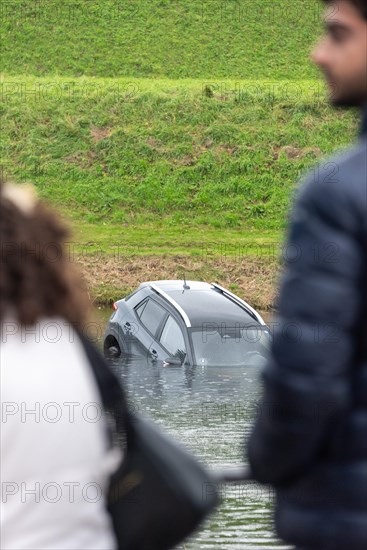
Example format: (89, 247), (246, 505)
(107, 351), (291, 550)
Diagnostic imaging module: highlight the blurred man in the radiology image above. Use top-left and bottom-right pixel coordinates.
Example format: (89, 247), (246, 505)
(246, 1), (367, 549)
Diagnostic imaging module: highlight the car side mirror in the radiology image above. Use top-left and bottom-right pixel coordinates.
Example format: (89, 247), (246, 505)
(163, 357), (182, 367)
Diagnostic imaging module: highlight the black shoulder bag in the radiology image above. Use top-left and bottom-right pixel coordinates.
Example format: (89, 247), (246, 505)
(80, 335), (219, 550)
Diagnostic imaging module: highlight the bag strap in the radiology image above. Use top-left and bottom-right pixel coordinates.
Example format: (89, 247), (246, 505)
(77, 332), (135, 443)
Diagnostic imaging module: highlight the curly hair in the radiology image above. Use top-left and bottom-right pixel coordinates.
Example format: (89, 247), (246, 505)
(0, 181), (89, 329)
(322, 0), (367, 19)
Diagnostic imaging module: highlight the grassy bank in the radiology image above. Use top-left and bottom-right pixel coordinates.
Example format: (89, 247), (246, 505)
(1, 0), (323, 79)
(78, 252), (280, 311)
(1, 76), (359, 230)
(1, 1), (360, 309)
(71, 223), (281, 255)
(1, 76), (359, 308)
(70, 223), (282, 309)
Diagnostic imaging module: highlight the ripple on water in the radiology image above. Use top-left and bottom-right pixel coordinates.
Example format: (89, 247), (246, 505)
(108, 354), (291, 549)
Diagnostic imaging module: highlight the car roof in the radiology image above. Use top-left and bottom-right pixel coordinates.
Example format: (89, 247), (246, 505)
(138, 280), (261, 328)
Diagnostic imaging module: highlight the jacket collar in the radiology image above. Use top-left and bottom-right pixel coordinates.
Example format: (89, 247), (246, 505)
(359, 102), (367, 137)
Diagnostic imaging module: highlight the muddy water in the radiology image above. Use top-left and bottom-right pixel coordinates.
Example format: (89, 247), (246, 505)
(96, 306), (291, 549)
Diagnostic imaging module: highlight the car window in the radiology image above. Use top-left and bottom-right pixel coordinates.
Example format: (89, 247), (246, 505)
(135, 300), (148, 319)
(138, 298), (167, 336)
(190, 325), (270, 367)
(160, 315), (186, 360)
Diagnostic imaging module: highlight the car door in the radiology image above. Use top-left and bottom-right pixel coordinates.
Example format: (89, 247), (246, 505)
(151, 314), (188, 365)
(133, 297), (168, 359)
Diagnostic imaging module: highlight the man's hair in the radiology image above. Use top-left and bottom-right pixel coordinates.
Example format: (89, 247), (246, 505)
(322, 0), (367, 19)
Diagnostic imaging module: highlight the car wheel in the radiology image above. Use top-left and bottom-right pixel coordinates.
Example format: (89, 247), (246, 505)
(104, 336), (122, 358)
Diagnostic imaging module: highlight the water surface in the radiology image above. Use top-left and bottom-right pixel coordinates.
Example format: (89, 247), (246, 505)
(97, 306), (291, 549)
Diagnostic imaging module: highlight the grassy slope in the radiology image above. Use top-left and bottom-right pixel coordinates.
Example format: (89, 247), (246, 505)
(1, 0), (323, 79)
(0, 1), (360, 305)
(1, 0), (359, 232)
(1, 76), (359, 230)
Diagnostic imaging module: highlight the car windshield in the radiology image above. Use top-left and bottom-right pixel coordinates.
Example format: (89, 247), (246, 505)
(190, 324), (270, 367)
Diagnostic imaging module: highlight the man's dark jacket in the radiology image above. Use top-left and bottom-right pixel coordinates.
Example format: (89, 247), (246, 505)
(247, 106), (367, 550)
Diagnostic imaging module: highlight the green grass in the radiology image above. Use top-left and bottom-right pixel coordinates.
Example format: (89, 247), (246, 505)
(0, 0), (360, 249)
(71, 222), (281, 256)
(1, 76), (359, 230)
(1, 0), (361, 308)
(1, 0), (324, 79)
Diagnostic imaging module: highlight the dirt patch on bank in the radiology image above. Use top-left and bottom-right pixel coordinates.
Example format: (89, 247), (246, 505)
(77, 254), (280, 311)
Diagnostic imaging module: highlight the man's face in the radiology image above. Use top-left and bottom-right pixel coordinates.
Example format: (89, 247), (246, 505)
(311, 1), (367, 107)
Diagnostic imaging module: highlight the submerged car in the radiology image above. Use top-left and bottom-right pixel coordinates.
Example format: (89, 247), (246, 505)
(104, 280), (271, 367)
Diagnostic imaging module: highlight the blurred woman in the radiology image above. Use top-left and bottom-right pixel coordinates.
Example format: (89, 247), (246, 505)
(0, 181), (120, 549)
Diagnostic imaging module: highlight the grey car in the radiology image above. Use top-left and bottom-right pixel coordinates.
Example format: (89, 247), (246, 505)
(103, 280), (271, 367)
